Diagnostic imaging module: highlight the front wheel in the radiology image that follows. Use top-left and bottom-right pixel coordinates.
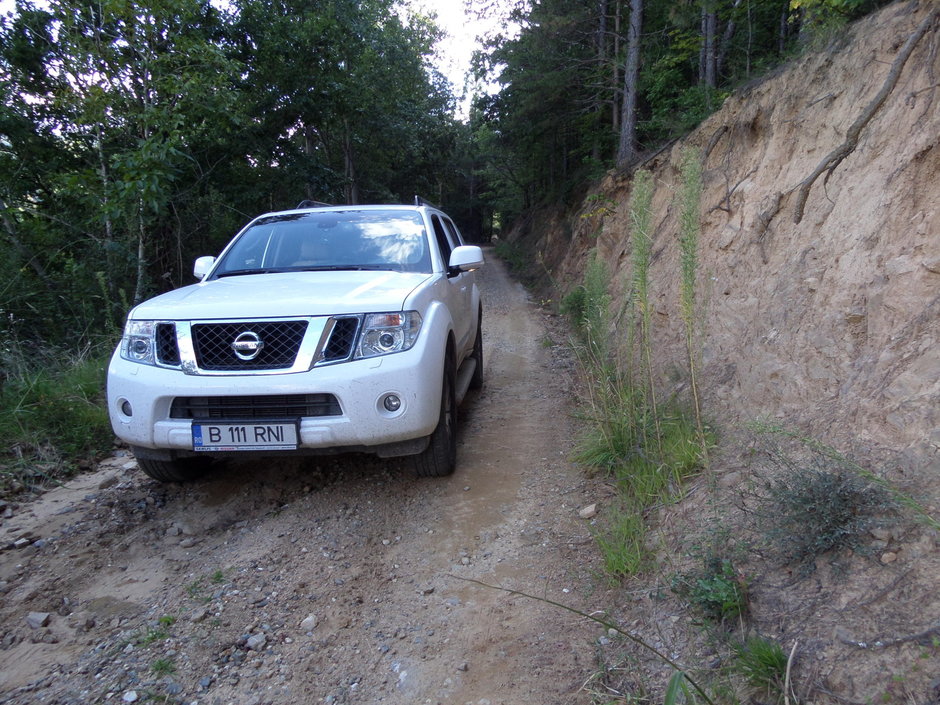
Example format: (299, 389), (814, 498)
(135, 453), (212, 483)
(413, 359), (457, 477)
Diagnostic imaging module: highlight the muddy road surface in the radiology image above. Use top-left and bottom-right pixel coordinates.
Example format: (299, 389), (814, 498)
(0, 256), (606, 705)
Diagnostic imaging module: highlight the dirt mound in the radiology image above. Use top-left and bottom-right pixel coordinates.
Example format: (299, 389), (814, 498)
(511, 2), (940, 701)
(526, 0), (939, 480)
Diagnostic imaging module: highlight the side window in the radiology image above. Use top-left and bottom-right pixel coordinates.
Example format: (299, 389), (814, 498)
(431, 215), (454, 265)
(441, 217), (464, 248)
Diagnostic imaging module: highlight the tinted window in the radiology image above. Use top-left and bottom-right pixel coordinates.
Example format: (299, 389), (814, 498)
(431, 215), (454, 264)
(214, 210), (431, 276)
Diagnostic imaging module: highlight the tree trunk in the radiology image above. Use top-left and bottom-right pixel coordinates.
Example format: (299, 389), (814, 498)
(616, 0), (642, 169)
(612, 0), (622, 133)
(592, 0), (610, 163)
(343, 119), (359, 205)
(134, 206), (147, 305)
(701, 7), (717, 88)
(716, 0), (743, 80)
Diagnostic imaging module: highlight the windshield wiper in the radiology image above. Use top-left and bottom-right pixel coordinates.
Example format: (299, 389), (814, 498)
(294, 264), (393, 272)
(215, 267), (284, 278)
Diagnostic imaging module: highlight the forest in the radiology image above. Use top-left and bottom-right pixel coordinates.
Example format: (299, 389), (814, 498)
(0, 0), (890, 478)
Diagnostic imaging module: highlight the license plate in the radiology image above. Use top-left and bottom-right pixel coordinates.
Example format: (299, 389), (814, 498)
(192, 421), (299, 451)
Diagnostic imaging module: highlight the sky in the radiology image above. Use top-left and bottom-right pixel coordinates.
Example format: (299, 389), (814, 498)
(407, 0), (514, 115)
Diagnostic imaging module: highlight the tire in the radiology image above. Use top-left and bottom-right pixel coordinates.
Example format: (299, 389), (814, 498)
(413, 357), (457, 477)
(469, 312), (483, 391)
(136, 455), (211, 483)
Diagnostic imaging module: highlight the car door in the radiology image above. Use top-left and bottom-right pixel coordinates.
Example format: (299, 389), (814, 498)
(430, 214), (475, 356)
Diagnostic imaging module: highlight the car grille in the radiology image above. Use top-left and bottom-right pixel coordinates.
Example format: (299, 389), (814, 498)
(322, 317), (360, 361)
(192, 321), (308, 371)
(156, 323), (180, 365)
(170, 394), (341, 419)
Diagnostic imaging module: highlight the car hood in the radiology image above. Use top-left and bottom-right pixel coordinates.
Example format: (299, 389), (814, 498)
(129, 271), (433, 320)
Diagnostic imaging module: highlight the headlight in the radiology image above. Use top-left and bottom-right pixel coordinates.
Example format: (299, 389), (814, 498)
(356, 311), (422, 359)
(120, 320), (158, 365)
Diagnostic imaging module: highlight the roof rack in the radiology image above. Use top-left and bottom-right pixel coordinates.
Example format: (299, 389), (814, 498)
(296, 200), (333, 209)
(413, 195), (439, 209)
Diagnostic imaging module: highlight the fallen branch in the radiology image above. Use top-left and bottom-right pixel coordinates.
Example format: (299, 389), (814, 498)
(837, 621), (940, 649)
(793, 7), (940, 224)
(452, 575), (716, 705)
(784, 639), (798, 705)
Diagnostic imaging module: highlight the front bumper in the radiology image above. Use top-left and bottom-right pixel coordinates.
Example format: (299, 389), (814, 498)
(106, 341), (445, 457)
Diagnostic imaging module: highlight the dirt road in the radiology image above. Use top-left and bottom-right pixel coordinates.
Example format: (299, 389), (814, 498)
(0, 256), (604, 705)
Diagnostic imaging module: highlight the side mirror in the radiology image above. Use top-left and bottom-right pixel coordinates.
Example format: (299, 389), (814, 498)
(449, 245), (484, 273)
(193, 256), (216, 280)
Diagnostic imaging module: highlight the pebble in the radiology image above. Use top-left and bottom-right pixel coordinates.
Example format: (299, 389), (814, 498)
(246, 633), (267, 651)
(880, 551), (898, 564)
(122, 691), (138, 703)
(578, 503), (597, 519)
(97, 475), (119, 490)
(26, 612), (51, 629)
(300, 615), (318, 631)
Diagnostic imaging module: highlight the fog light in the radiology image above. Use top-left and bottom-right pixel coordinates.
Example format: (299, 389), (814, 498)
(383, 395), (401, 412)
(121, 400), (133, 417)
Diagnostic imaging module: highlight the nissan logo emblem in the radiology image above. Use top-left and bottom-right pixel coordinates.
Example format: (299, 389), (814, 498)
(232, 331), (264, 361)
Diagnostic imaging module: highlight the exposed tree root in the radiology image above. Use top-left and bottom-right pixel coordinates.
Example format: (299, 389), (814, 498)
(793, 7), (940, 224)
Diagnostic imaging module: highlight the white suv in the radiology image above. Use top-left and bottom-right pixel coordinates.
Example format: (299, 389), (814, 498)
(107, 201), (484, 482)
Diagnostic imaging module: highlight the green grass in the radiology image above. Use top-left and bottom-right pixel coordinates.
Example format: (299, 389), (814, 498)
(593, 502), (650, 578)
(0, 347), (113, 495)
(150, 657), (177, 676)
(731, 636), (787, 697)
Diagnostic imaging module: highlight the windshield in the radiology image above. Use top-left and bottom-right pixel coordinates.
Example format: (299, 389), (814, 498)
(212, 210), (431, 277)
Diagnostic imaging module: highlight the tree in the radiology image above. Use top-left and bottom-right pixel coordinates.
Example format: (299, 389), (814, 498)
(616, 0), (642, 168)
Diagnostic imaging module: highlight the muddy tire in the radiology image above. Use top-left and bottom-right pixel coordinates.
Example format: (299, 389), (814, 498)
(414, 358), (457, 477)
(469, 311), (483, 391)
(136, 455), (211, 483)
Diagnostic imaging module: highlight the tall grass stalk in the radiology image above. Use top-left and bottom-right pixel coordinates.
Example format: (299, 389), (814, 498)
(565, 242), (707, 579)
(677, 147), (707, 462)
(630, 169), (661, 457)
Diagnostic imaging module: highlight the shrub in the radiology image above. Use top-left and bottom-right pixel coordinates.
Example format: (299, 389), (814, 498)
(763, 463), (894, 569)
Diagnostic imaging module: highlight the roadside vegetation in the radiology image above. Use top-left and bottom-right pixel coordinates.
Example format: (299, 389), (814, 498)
(562, 155), (711, 579)
(551, 141), (922, 703)
(0, 342), (113, 496)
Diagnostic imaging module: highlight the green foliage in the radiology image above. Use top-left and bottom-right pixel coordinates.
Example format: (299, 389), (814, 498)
(493, 240), (527, 274)
(150, 657), (177, 676)
(0, 0), (477, 358)
(747, 425), (898, 572)
(762, 460), (895, 570)
(0, 346), (112, 495)
(731, 636), (787, 696)
(673, 554), (748, 626)
(565, 242), (709, 580)
(593, 501), (649, 578)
